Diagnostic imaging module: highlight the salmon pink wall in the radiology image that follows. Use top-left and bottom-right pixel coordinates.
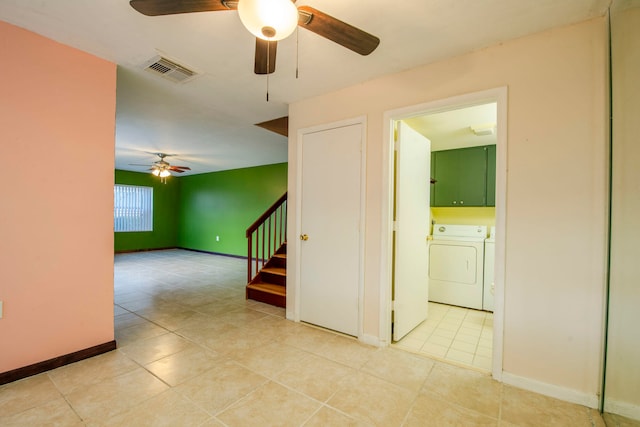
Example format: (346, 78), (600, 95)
(0, 21), (116, 373)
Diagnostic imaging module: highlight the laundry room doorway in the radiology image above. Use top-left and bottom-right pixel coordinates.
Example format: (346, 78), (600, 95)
(381, 87), (507, 379)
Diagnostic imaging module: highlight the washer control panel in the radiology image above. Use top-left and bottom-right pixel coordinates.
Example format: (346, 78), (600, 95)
(432, 224), (487, 240)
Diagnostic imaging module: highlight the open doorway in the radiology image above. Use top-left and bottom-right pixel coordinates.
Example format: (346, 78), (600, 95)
(381, 88), (507, 379)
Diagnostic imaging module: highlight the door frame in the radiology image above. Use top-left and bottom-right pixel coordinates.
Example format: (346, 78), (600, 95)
(293, 116), (367, 339)
(380, 87), (508, 380)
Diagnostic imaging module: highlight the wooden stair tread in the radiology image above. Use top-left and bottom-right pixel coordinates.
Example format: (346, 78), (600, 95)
(261, 267), (286, 276)
(247, 282), (286, 296)
(272, 253), (286, 259)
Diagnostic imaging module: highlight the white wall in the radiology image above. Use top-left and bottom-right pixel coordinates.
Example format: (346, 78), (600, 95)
(604, 1), (640, 419)
(288, 18), (608, 405)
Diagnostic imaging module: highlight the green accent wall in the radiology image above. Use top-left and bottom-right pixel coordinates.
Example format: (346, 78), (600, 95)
(114, 170), (180, 252)
(177, 163), (288, 256)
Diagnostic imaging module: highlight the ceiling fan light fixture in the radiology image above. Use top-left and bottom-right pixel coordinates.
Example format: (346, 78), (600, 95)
(151, 168), (160, 176)
(238, 0), (298, 41)
(159, 170), (171, 178)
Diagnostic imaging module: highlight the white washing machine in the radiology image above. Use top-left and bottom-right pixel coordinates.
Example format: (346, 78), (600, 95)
(428, 224), (487, 310)
(483, 226), (495, 312)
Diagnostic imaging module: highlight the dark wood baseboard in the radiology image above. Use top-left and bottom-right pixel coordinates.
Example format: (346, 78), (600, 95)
(0, 340), (117, 386)
(115, 247), (177, 254)
(115, 247), (246, 260)
(179, 247), (247, 260)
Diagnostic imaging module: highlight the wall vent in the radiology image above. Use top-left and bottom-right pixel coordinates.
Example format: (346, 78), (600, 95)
(143, 56), (200, 83)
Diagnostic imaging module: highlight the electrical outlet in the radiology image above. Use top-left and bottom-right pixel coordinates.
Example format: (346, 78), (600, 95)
(0, 300), (3, 319)
(216, 236), (220, 241)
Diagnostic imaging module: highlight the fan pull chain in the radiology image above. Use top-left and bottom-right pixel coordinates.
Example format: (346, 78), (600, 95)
(296, 26), (299, 79)
(266, 41), (270, 102)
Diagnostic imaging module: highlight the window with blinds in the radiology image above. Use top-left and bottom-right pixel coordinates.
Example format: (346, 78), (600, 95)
(114, 184), (153, 232)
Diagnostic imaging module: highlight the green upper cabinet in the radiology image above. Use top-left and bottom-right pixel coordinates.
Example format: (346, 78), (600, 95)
(431, 145), (496, 207)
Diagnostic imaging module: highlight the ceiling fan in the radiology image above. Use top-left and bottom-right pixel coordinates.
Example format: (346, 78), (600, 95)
(129, 0), (380, 75)
(131, 153), (191, 182)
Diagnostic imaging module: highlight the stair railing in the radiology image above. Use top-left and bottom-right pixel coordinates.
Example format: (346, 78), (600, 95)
(246, 192), (287, 284)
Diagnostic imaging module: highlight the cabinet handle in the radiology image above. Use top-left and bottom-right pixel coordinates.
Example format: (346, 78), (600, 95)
(300, 234), (309, 241)
(460, 200), (464, 205)
(453, 201), (457, 205)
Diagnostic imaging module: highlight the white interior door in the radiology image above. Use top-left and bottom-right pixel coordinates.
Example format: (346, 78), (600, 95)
(393, 121), (431, 341)
(299, 123), (363, 336)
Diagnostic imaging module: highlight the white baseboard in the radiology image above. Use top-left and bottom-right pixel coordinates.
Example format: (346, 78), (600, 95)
(359, 334), (386, 347)
(604, 398), (640, 421)
(502, 372), (600, 409)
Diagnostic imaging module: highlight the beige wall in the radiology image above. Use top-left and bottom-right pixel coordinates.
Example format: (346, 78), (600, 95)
(288, 18), (608, 403)
(0, 22), (116, 373)
(605, 1), (640, 419)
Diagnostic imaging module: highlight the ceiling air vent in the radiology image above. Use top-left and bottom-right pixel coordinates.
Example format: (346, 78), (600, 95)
(143, 56), (200, 83)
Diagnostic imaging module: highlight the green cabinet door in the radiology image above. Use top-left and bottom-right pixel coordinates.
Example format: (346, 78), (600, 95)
(456, 147), (487, 206)
(430, 154), (436, 203)
(432, 149), (462, 206)
(431, 145), (493, 207)
(486, 145), (496, 206)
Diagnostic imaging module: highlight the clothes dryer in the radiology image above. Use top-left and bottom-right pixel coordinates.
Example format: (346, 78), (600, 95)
(428, 224), (487, 310)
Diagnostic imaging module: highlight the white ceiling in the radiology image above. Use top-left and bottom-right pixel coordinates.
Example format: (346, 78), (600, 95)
(0, 0), (609, 175)
(405, 103), (497, 152)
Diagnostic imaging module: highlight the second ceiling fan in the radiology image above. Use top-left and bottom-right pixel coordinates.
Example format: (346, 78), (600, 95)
(129, 0), (380, 75)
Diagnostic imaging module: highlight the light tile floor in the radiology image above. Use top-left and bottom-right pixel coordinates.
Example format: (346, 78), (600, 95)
(0, 249), (610, 426)
(603, 412), (640, 427)
(392, 302), (494, 372)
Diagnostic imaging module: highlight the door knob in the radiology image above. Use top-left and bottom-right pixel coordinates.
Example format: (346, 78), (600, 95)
(300, 234), (309, 241)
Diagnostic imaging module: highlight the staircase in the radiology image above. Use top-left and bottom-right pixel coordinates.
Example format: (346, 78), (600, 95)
(246, 242), (286, 307)
(246, 193), (287, 308)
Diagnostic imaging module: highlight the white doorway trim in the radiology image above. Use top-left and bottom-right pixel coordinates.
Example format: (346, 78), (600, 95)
(379, 87), (508, 380)
(293, 116), (368, 339)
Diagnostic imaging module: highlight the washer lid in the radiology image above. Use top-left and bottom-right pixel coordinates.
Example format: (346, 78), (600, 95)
(432, 224), (487, 240)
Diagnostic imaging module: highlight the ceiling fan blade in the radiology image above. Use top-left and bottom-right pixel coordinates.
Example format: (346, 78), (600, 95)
(297, 6), (380, 56)
(129, 163), (153, 166)
(254, 38), (277, 75)
(255, 116), (288, 137)
(129, 0), (237, 16)
(168, 166), (191, 172)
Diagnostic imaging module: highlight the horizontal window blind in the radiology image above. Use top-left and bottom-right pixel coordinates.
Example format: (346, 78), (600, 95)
(114, 184), (153, 232)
